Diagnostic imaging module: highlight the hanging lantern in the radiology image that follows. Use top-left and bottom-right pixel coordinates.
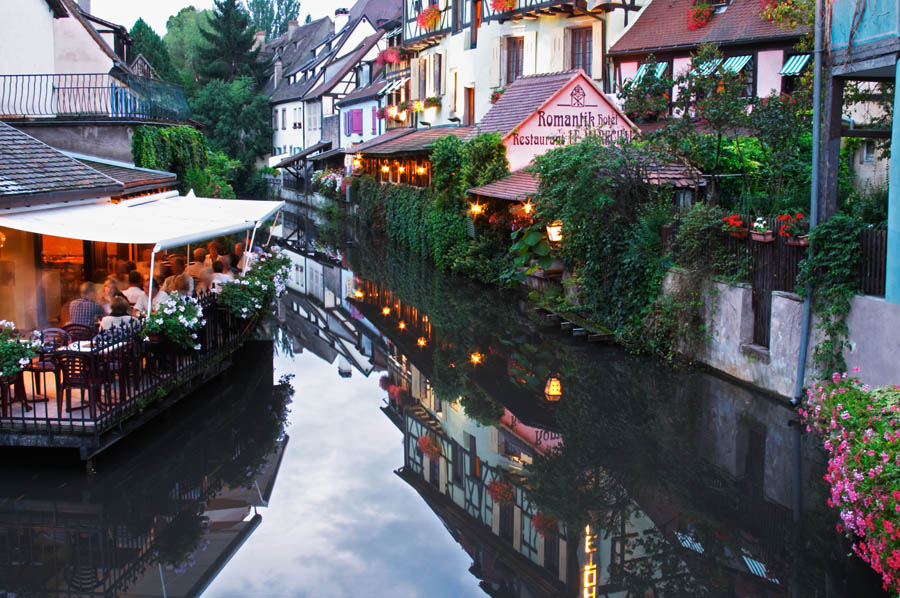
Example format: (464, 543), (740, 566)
(470, 352), (483, 365)
(469, 202), (483, 216)
(546, 220), (563, 243)
(544, 375), (562, 401)
(416, 165), (426, 175)
(399, 321), (406, 329)
(523, 201), (533, 215)
(412, 100), (425, 112)
(387, 105), (398, 118)
(381, 164), (390, 173)
(417, 337), (427, 347)
(354, 289), (364, 299)
(398, 165), (406, 174)
(382, 307), (391, 315)
(352, 153), (362, 168)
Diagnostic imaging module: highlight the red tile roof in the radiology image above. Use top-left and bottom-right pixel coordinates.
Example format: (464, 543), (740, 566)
(467, 171), (539, 201)
(469, 71), (579, 141)
(350, 127), (416, 153)
(644, 162), (707, 188)
(357, 126), (475, 156)
(609, 0), (804, 55)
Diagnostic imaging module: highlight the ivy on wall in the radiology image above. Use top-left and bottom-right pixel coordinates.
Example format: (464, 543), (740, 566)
(132, 125), (208, 191)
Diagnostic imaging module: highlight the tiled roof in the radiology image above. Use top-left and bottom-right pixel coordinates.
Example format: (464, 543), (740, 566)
(304, 31), (384, 100)
(73, 157), (177, 192)
(349, 0), (402, 27)
(349, 127), (416, 153)
(644, 162), (707, 188)
(263, 17), (334, 99)
(468, 71), (579, 140)
(270, 74), (319, 104)
(357, 126), (475, 156)
(274, 140), (333, 168)
(0, 123), (122, 208)
(467, 171), (539, 201)
(336, 77), (387, 106)
(609, 0), (804, 55)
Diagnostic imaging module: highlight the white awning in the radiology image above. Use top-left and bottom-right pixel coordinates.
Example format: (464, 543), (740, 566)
(0, 191), (283, 252)
(722, 55), (752, 73)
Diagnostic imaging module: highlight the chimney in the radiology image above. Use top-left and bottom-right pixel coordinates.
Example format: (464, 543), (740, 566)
(273, 58), (283, 88)
(252, 30), (266, 50)
(78, 0), (91, 14)
(334, 8), (349, 32)
(288, 20), (299, 36)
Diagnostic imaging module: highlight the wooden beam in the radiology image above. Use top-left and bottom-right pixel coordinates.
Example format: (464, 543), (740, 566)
(841, 127), (892, 139)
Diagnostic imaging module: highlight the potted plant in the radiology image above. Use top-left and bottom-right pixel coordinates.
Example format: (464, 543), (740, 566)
(776, 211), (809, 246)
(490, 0), (517, 12)
(0, 320), (40, 381)
(721, 214), (747, 238)
(417, 434), (442, 460)
(688, 3), (713, 30)
(750, 217), (775, 242)
(397, 100), (410, 112)
(487, 479), (515, 506)
(531, 511), (558, 538)
(416, 5), (441, 30)
(219, 247), (291, 319)
(142, 294), (206, 351)
(424, 96), (442, 109)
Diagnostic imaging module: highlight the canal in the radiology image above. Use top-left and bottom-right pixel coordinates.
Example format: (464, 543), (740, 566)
(0, 239), (887, 597)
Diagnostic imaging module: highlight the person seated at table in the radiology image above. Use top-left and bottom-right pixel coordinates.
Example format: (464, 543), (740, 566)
(163, 257), (194, 295)
(69, 282), (105, 328)
(123, 270), (149, 315)
(187, 248), (209, 276)
(100, 297), (136, 330)
(209, 261), (234, 293)
(173, 274), (192, 297)
(113, 262), (130, 292)
(151, 277), (171, 311)
(205, 241), (224, 267)
(233, 242), (247, 273)
(100, 277), (126, 315)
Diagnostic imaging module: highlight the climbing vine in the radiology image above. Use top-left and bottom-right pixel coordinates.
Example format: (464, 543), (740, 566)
(132, 125), (208, 190)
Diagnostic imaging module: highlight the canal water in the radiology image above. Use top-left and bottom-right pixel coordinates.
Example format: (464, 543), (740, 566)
(0, 240), (887, 597)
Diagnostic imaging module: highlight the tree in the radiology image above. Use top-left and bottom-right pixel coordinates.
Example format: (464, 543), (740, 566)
(188, 77), (273, 196)
(164, 7), (215, 92)
(130, 18), (178, 82)
(246, 0), (301, 40)
(198, 0), (265, 84)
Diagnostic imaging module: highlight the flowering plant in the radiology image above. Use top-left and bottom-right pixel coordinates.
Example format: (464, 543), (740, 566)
(417, 434), (442, 460)
(416, 5), (441, 30)
(751, 216), (770, 233)
(688, 3), (713, 30)
(721, 214), (744, 233)
(776, 212), (805, 238)
(490, 0), (517, 12)
(218, 246), (290, 320)
(311, 168), (343, 199)
(487, 479), (515, 505)
(0, 320), (41, 379)
(142, 294), (205, 350)
(376, 47), (402, 67)
(376, 106), (386, 119)
(397, 100), (410, 112)
(424, 96), (442, 109)
(490, 88), (506, 104)
(531, 511), (558, 537)
(800, 371), (900, 594)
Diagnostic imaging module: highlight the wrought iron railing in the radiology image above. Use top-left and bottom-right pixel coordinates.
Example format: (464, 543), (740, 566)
(0, 73), (190, 121)
(0, 292), (253, 436)
(482, 0), (572, 21)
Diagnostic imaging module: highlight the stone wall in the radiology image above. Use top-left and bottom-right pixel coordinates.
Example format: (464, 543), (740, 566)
(665, 271), (900, 398)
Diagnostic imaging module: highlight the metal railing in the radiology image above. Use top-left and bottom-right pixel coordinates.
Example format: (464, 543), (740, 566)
(0, 292), (252, 437)
(0, 73), (190, 121)
(482, 0), (572, 21)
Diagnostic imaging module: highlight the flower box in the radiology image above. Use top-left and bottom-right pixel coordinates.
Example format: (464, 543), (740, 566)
(416, 6), (441, 30)
(786, 234), (810, 247)
(729, 229), (748, 239)
(751, 230), (775, 243)
(490, 0), (517, 12)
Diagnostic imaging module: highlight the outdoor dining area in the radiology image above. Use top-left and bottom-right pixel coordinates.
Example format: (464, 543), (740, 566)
(0, 190), (284, 452)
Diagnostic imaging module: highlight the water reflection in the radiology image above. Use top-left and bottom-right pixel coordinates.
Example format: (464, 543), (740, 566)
(274, 240), (883, 597)
(0, 342), (292, 598)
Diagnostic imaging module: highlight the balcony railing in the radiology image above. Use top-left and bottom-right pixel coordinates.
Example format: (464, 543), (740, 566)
(482, 0), (575, 22)
(0, 73), (191, 122)
(404, 0), (453, 45)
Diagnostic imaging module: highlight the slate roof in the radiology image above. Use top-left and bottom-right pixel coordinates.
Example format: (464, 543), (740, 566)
(467, 170), (540, 201)
(348, 0), (403, 28)
(336, 77), (387, 106)
(468, 71), (579, 140)
(0, 123), (122, 209)
(274, 140), (333, 168)
(262, 17), (334, 98)
(71, 156), (178, 193)
(356, 126), (475, 156)
(609, 0), (804, 56)
(349, 127), (416, 153)
(304, 31), (384, 100)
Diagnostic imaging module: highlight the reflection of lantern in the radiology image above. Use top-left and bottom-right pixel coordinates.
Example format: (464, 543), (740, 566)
(469, 203), (483, 216)
(381, 164), (390, 173)
(544, 375), (562, 401)
(416, 165), (426, 175)
(417, 337), (427, 347)
(354, 289), (364, 299)
(382, 307), (391, 315)
(546, 220), (563, 243)
(470, 352), (483, 365)
(0, 230), (5, 257)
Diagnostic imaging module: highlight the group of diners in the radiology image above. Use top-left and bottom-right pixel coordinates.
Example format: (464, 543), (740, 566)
(65, 241), (251, 331)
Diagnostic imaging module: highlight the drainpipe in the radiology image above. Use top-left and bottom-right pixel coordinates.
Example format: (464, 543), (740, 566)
(793, 0), (823, 407)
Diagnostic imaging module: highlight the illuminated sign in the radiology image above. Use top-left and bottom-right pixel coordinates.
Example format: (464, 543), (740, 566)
(583, 524), (597, 598)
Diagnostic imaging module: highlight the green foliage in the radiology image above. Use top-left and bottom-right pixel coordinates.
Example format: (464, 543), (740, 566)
(164, 7), (215, 93)
(0, 323), (39, 379)
(132, 125), (208, 192)
(142, 294), (205, 350)
(246, 0), (302, 40)
(461, 132), (509, 190)
(198, 0), (265, 84)
(845, 182), (889, 225)
(219, 247), (290, 319)
(430, 134), (466, 206)
(183, 150), (239, 198)
(459, 385), (505, 426)
(129, 18), (179, 83)
(797, 214), (864, 374)
(617, 54), (672, 123)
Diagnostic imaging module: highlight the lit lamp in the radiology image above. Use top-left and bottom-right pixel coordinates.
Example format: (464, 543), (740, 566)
(546, 220), (564, 243)
(387, 105), (398, 118)
(353, 153), (362, 168)
(382, 307), (391, 315)
(399, 321), (406, 329)
(523, 201), (533, 215)
(398, 165), (405, 174)
(470, 352), (483, 365)
(381, 164), (390, 173)
(417, 337), (427, 347)
(0, 230), (5, 257)
(416, 165), (426, 175)
(469, 202), (483, 216)
(354, 289), (364, 299)
(544, 375), (562, 401)
(413, 100), (425, 112)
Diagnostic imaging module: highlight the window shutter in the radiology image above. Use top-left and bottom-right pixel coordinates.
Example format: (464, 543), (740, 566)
(410, 58), (420, 100)
(489, 36), (501, 87)
(441, 51), (448, 95)
(523, 31), (537, 77)
(343, 111), (350, 136)
(371, 105), (377, 134)
(591, 22), (603, 80)
(352, 109), (363, 134)
(433, 54), (442, 97)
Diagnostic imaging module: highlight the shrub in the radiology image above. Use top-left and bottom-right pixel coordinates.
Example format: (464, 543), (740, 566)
(142, 294), (205, 350)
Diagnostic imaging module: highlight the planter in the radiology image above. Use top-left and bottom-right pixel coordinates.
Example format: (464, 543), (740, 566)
(786, 235), (810, 247)
(751, 230), (775, 243)
(728, 229), (748, 239)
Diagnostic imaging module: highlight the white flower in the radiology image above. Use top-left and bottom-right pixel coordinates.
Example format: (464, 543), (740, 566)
(193, 344), (202, 350)
(156, 318), (163, 324)
(18, 357), (29, 366)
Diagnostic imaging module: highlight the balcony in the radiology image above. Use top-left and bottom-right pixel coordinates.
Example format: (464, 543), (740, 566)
(404, 0), (453, 49)
(482, 0), (583, 23)
(0, 73), (191, 123)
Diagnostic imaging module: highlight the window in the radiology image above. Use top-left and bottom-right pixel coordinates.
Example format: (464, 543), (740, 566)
(471, 0), (481, 49)
(273, 109), (278, 129)
(506, 36), (524, 84)
(282, 108), (286, 130)
(433, 53), (442, 96)
(419, 57), (428, 99)
(571, 27), (592, 77)
(862, 140), (876, 164)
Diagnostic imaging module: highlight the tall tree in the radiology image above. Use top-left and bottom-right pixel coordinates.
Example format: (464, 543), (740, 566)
(129, 18), (178, 82)
(164, 7), (215, 92)
(198, 0), (265, 84)
(246, 0), (302, 40)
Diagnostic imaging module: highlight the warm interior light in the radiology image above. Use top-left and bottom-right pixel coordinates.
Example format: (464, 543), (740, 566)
(354, 289), (364, 298)
(387, 106), (398, 118)
(353, 159), (362, 167)
(544, 375), (562, 401)
(381, 164), (390, 173)
(355, 153), (362, 160)
(398, 321), (406, 329)
(417, 337), (427, 347)
(470, 352), (483, 365)
(546, 220), (563, 243)
(469, 203), (483, 215)
(398, 165), (405, 174)
(398, 110), (408, 120)
(382, 307), (391, 315)
(416, 166), (426, 175)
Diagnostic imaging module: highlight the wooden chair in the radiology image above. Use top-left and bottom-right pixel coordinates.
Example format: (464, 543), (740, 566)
(23, 328), (70, 400)
(63, 323), (95, 342)
(58, 352), (104, 420)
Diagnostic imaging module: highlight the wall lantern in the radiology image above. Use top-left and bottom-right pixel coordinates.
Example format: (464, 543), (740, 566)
(469, 202), (483, 216)
(353, 289), (364, 299)
(398, 321), (406, 329)
(381, 164), (390, 173)
(382, 306), (391, 315)
(417, 337), (427, 347)
(523, 201), (533, 215)
(398, 165), (406, 174)
(544, 375), (562, 401)
(353, 153), (362, 168)
(470, 352), (483, 365)
(546, 220), (563, 243)
(416, 165), (426, 175)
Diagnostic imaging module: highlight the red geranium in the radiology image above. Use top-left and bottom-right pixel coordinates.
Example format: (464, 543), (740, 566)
(416, 5), (441, 30)
(417, 434), (442, 460)
(490, 0), (517, 11)
(487, 480), (515, 505)
(688, 3), (713, 30)
(775, 212), (805, 238)
(531, 511), (558, 537)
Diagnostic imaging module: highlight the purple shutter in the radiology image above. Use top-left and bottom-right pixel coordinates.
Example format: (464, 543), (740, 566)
(343, 111), (350, 136)
(371, 106), (377, 134)
(352, 109), (363, 134)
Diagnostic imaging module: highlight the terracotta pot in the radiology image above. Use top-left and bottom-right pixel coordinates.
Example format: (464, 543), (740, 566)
(729, 229), (749, 239)
(751, 230), (775, 243)
(786, 235), (810, 247)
